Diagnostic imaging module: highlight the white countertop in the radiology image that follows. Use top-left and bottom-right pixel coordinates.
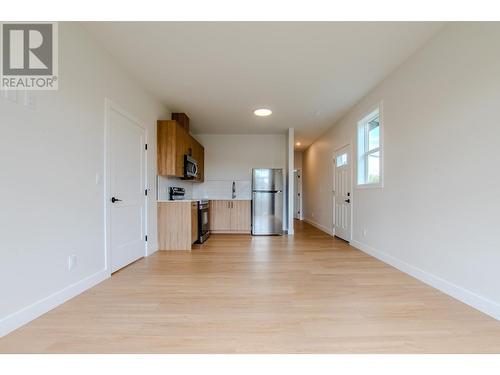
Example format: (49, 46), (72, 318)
(157, 198), (251, 203)
(198, 198), (251, 201)
(157, 200), (198, 203)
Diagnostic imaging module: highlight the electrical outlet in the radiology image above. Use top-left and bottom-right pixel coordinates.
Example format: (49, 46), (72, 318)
(68, 255), (77, 271)
(23, 91), (37, 110)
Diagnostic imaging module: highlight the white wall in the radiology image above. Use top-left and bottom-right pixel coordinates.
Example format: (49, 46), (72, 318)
(302, 23), (500, 319)
(294, 151), (303, 170)
(194, 134), (286, 181)
(192, 133), (287, 228)
(192, 133), (286, 200)
(0, 23), (169, 336)
(286, 128), (295, 234)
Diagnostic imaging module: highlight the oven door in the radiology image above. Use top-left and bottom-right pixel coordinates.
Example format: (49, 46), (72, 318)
(198, 203), (210, 243)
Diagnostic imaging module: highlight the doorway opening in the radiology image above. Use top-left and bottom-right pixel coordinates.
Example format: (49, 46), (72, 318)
(293, 169), (302, 220)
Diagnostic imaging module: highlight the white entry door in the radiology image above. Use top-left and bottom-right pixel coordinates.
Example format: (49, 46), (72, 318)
(107, 102), (147, 273)
(334, 145), (352, 241)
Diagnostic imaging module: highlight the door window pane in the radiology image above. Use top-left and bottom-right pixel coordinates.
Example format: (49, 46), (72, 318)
(336, 153), (348, 167)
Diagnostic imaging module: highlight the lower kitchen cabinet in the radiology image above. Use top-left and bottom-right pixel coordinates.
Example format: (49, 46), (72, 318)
(158, 201), (198, 250)
(230, 200), (252, 232)
(209, 200), (251, 234)
(210, 200), (232, 232)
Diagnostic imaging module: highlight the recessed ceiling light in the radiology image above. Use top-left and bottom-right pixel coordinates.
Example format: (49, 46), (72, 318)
(254, 108), (272, 117)
(296, 142), (301, 146)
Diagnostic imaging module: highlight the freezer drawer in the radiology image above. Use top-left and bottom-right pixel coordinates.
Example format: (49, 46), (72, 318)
(252, 191), (283, 235)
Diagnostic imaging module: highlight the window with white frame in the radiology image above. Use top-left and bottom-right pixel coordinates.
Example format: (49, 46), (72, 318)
(357, 107), (382, 186)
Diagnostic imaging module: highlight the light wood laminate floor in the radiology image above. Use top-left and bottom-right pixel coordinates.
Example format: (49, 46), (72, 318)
(1, 221), (500, 353)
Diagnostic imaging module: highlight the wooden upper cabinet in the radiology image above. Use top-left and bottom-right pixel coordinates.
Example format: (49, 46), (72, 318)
(191, 137), (205, 182)
(158, 120), (184, 177)
(171, 113), (190, 132)
(157, 119), (204, 181)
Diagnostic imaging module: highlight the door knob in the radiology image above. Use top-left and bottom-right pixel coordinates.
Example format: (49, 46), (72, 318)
(111, 197), (122, 203)
(344, 199), (350, 203)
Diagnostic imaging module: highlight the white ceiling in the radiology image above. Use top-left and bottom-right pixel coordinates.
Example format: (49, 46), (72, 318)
(84, 22), (443, 150)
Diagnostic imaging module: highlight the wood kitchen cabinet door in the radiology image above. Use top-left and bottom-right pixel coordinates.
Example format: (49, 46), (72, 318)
(210, 200), (231, 232)
(157, 120), (176, 176)
(158, 120), (190, 177)
(230, 200), (251, 233)
(158, 202), (192, 250)
(191, 202), (198, 244)
(191, 138), (204, 183)
(176, 124), (190, 177)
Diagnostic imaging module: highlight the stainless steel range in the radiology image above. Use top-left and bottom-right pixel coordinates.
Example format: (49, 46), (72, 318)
(168, 187), (210, 244)
(197, 199), (210, 243)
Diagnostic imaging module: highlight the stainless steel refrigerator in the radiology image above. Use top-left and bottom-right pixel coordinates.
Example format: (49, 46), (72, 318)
(252, 168), (283, 235)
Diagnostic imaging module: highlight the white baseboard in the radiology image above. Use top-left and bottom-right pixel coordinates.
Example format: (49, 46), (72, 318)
(304, 218), (334, 236)
(0, 269), (109, 337)
(351, 240), (500, 321)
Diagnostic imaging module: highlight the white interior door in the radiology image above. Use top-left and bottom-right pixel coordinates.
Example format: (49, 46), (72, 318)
(107, 104), (146, 273)
(334, 145), (352, 241)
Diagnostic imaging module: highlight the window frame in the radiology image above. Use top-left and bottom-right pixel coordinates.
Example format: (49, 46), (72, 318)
(356, 103), (384, 189)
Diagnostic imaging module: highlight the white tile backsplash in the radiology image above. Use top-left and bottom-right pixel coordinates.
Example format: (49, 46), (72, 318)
(157, 177), (251, 201)
(157, 176), (194, 200)
(193, 180), (251, 200)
